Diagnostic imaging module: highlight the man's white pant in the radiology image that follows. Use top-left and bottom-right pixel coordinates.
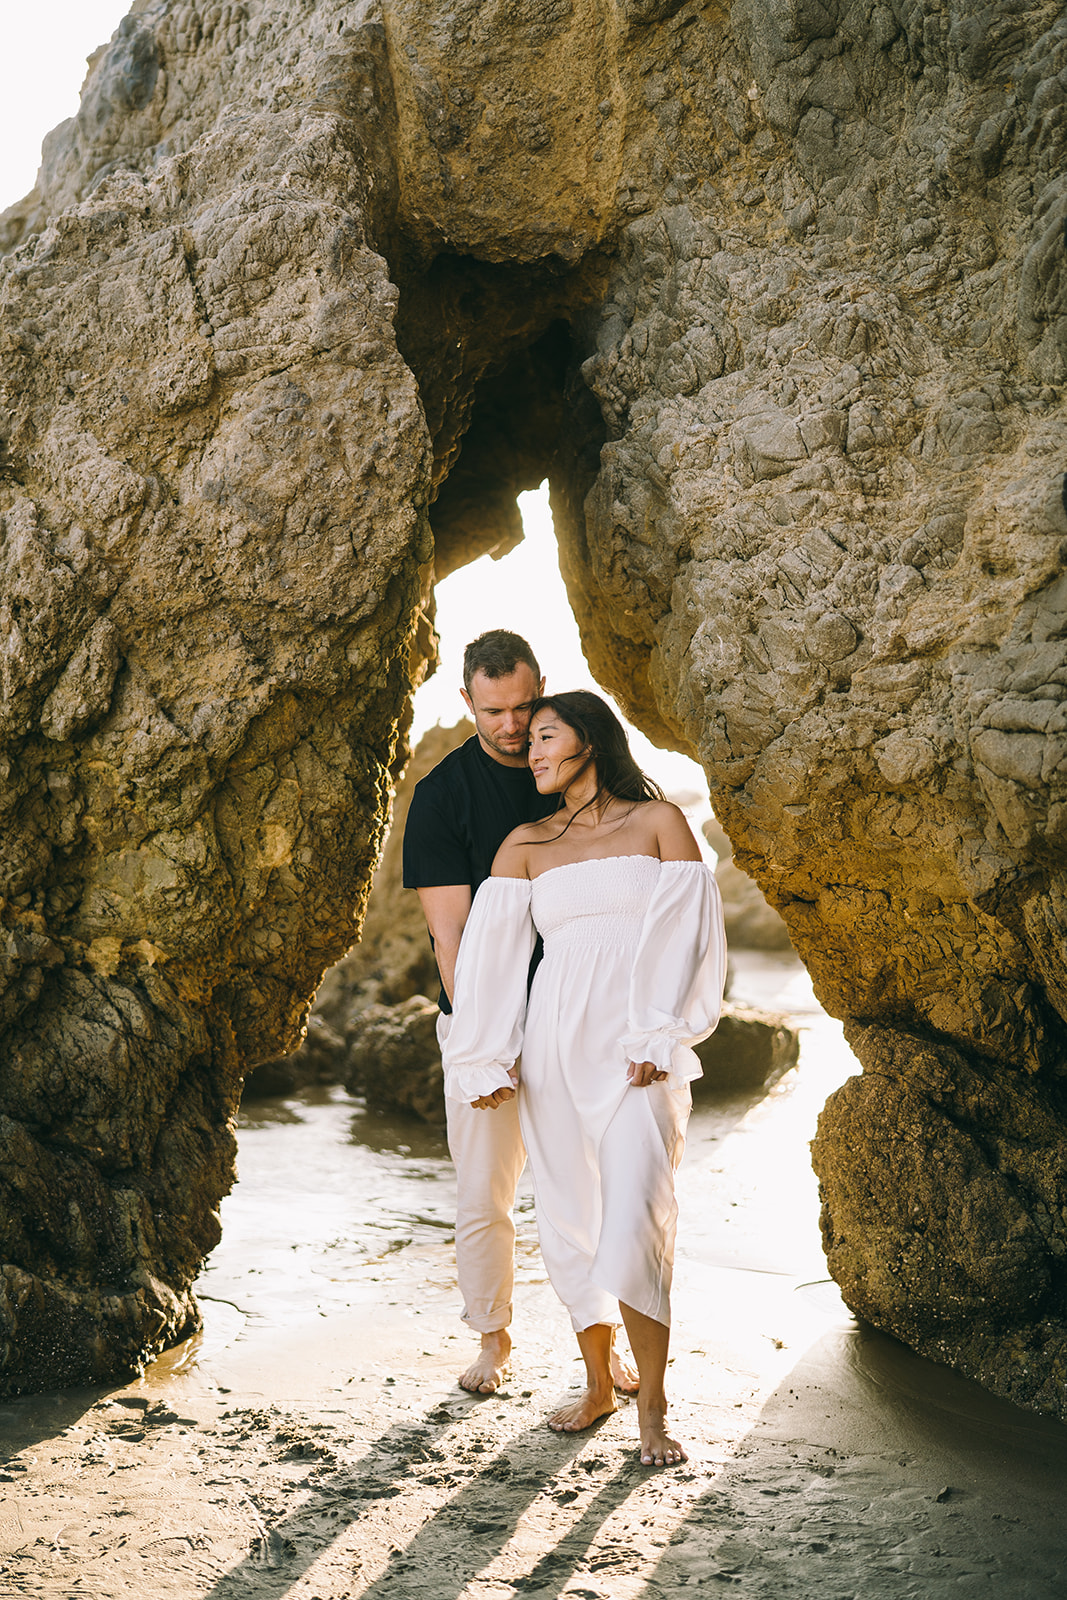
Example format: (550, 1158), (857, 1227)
(439, 1016), (526, 1334)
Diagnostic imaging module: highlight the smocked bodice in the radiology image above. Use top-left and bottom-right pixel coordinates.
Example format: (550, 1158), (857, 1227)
(531, 855), (661, 949)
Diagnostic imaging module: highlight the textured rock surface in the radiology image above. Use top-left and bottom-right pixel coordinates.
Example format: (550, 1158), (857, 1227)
(242, 719), (464, 1097)
(2, 1), (1067, 1407)
(694, 1005), (801, 1095)
(315, 719), (469, 1026)
(705, 818), (793, 951)
(343, 996), (446, 1124)
(817, 1022), (1067, 1418)
(0, 14), (434, 1390)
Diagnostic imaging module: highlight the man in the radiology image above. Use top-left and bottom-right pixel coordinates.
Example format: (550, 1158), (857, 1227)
(403, 630), (552, 1393)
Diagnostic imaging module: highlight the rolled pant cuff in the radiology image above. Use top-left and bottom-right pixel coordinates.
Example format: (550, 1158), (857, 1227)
(461, 1304), (513, 1335)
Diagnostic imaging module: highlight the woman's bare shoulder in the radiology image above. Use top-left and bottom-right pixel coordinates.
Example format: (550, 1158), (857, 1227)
(491, 824), (539, 879)
(646, 799), (702, 862)
(633, 797), (687, 829)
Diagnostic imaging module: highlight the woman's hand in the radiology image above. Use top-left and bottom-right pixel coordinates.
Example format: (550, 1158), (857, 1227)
(627, 1060), (668, 1087)
(472, 1067), (519, 1110)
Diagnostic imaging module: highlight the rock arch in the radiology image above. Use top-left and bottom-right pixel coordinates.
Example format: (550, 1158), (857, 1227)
(2, 0), (1066, 1413)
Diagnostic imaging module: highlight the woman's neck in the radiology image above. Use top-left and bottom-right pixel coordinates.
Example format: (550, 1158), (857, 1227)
(556, 776), (619, 829)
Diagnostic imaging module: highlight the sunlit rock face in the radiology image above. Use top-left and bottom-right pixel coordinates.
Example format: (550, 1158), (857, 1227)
(0, 20), (432, 1389)
(2, 1), (1066, 1406)
(313, 719), (471, 1029)
(549, 6), (1067, 1419)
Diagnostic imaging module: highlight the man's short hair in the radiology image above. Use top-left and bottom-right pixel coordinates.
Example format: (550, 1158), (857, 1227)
(463, 630), (541, 693)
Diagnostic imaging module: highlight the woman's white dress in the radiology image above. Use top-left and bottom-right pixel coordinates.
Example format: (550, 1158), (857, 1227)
(441, 856), (726, 1332)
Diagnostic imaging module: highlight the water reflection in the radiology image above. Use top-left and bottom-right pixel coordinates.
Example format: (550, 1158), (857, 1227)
(346, 1099), (449, 1160)
(202, 1087), (459, 1336)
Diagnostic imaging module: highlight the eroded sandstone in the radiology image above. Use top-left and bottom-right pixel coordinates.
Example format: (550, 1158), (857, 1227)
(2, 0), (1066, 1410)
(1, 43), (433, 1388)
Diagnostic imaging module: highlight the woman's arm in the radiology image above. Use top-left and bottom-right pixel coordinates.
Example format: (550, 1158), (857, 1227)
(623, 858), (727, 1089)
(441, 877), (537, 1107)
(472, 830), (532, 1106)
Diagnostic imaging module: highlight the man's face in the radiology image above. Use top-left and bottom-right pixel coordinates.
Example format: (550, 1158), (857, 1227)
(462, 665), (544, 766)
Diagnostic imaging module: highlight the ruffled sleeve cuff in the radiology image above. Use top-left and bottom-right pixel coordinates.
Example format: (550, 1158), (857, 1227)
(443, 1061), (518, 1103)
(619, 1027), (704, 1088)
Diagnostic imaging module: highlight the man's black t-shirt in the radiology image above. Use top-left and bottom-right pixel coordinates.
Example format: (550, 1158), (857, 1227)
(402, 736), (556, 1013)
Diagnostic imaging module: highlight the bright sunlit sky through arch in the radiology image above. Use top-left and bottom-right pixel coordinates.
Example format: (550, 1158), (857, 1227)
(3, 12), (712, 830)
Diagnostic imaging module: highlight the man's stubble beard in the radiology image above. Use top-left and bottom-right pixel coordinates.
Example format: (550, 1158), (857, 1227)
(478, 726), (530, 765)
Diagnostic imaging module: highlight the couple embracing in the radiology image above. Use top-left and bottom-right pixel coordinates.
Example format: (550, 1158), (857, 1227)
(403, 631), (726, 1467)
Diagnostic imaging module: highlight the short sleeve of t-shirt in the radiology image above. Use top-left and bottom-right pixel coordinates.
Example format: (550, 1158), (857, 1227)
(402, 777), (472, 889)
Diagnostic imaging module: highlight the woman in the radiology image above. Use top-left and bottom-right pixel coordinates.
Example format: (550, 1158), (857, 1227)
(441, 692), (726, 1466)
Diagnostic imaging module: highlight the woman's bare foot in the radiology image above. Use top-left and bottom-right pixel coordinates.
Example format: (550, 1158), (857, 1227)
(638, 1400), (687, 1466)
(459, 1329), (511, 1394)
(548, 1384), (617, 1433)
(609, 1339), (640, 1395)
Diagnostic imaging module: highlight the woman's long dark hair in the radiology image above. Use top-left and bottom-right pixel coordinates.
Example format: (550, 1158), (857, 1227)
(528, 691), (665, 840)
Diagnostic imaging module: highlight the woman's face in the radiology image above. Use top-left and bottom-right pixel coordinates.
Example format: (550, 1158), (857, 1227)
(528, 710), (590, 794)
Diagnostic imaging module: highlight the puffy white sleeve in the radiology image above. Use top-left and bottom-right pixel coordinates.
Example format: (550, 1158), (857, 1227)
(440, 876), (536, 1103)
(620, 860), (727, 1089)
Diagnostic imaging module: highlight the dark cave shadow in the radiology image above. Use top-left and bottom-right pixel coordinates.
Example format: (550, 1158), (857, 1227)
(195, 1397), (618, 1600)
(641, 1320), (1067, 1597)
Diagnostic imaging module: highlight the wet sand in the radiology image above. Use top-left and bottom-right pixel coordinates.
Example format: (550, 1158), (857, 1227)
(3, 954), (1067, 1598)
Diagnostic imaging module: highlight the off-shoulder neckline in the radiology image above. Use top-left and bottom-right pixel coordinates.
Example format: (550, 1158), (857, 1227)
(490, 854), (705, 885)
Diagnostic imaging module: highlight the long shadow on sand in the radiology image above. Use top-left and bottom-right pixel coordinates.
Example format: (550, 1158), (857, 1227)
(0, 1381), (170, 1458)
(194, 1397), (643, 1600)
(353, 1442), (650, 1600)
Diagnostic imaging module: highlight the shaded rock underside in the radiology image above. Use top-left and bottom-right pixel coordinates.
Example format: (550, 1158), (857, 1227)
(1, 0), (1066, 1414)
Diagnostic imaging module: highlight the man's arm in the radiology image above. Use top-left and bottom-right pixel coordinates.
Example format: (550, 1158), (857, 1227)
(416, 883), (472, 1006)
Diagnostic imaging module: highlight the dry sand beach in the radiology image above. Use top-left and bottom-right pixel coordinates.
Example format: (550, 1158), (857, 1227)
(3, 955), (1067, 1599)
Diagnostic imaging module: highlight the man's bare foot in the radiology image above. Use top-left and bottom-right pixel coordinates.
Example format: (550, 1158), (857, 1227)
(459, 1329), (511, 1395)
(609, 1341), (640, 1395)
(548, 1385), (617, 1433)
(638, 1400), (687, 1466)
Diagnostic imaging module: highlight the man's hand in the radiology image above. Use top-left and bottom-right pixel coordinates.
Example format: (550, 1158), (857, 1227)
(627, 1060), (668, 1087)
(472, 1066), (519, 1110)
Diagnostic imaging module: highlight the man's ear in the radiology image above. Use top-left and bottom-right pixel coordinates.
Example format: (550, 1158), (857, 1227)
(538, 677), (546, 695)
(460, 688), (474, 712)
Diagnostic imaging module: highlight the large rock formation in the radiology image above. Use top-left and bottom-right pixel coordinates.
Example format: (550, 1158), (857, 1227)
(0, 15), (435, 1389)
(2, 1), (1066, 1412)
